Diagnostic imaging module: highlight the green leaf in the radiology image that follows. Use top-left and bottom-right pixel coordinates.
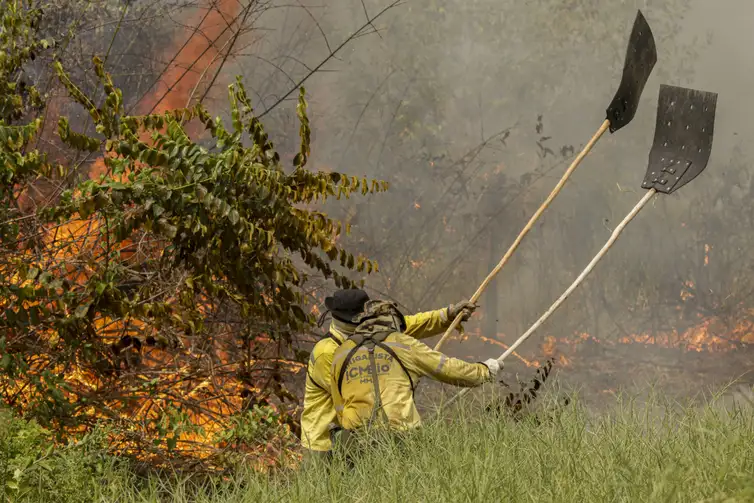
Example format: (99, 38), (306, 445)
(78, 198), (96, 219)
(220, 200), (230, 218)
(291, 305), (307, 322)
(107, 181), (127, 190)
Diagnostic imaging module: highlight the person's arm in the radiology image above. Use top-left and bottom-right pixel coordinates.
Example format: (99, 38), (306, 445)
(301, 341), (338, 452)
(404, 301), (477, 339)
(394, 334), (492, 387)
(308, 345), (334, 393)
(403, 309), (450, 339)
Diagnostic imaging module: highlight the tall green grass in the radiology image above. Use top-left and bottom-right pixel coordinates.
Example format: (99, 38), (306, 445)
(3, 390), (754, 502)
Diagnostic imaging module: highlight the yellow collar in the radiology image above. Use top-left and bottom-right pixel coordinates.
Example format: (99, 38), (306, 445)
(329, 319), (356, 342)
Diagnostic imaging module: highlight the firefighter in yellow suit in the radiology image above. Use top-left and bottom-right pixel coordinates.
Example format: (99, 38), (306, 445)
(330, 299), (500, 447)
(301, 289), (478, 459)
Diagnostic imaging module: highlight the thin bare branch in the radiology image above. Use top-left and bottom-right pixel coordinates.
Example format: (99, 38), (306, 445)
(257, 0), (403, 118)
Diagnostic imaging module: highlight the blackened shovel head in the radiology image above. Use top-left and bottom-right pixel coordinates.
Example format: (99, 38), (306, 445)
(642, 84), (717, 194)
(605, 10), (657, 133)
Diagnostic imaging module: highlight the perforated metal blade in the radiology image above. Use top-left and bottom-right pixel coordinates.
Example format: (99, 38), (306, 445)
(642, 84), (718, 194)
(605, 10), (657, 133)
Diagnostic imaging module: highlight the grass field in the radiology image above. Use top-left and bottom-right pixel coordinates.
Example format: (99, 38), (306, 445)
(3, 390), (754, 502)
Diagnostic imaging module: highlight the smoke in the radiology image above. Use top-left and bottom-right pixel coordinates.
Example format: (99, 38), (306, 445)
(36, 0), (754, 402)
(232, 0), (754, 400)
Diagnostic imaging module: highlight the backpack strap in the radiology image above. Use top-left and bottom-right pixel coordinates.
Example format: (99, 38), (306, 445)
(365, 344), (388, 428)
(337, 340), (364, 397)
(307, 369), (328, 392)
(326, 332), (342, 346)
(336, 331), (415, 399)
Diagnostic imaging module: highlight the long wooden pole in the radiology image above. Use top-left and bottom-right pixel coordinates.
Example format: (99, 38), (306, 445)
(434, 119), (611, 351)
(439, 189), (657, 410)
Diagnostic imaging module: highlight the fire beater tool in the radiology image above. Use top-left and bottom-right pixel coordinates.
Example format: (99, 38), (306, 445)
(439, 84), (718, 410)
(434, 10), (657, 351)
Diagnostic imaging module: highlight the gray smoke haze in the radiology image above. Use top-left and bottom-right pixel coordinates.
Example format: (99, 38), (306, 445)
(234, 0), (754, 400)
(52, 0), (753, 401)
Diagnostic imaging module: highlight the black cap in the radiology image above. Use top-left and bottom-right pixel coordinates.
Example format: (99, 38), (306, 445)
(324, 289), (370, 323)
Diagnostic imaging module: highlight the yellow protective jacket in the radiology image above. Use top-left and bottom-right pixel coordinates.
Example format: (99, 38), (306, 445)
(300, 307), (455, 452)
(330, 322), (490, 432)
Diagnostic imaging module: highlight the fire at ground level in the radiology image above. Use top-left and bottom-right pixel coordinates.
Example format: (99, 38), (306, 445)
(410, 330), (754, 416)
(288, 299), (754, 426)
(285, 327), (754, 437)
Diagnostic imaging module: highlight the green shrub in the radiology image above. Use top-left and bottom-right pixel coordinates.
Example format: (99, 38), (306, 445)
(0, 408), (133, 502)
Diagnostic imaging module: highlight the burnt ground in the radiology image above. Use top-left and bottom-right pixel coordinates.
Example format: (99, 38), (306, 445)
(286, 331), (754, 436)
(414, 338), (754, 417)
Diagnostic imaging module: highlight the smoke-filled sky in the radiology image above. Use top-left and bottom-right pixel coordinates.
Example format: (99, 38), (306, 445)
(244, 0), (753, 390)
(246, 2), (744, 301)
(282, 0), (751, 183)
(75, 0), (753, 393)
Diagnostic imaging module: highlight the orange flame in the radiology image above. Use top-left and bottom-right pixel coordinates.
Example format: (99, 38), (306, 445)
(477, 334), (537, 367)
(0, 0), (304, 467)
(139, 0), (241, 116)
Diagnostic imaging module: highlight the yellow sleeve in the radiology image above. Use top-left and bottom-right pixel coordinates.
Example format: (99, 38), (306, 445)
(300, 339), (339, 452)
(308, 342), (335, 391)
(396, 334), (491, 387)
(404, 307), (451, 339)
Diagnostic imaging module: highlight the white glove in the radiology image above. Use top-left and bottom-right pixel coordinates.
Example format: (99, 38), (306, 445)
(483, 358), (501, 378)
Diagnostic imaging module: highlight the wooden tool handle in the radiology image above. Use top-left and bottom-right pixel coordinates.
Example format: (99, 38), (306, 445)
(433, 119), (611, 352)
(440, 189), (657, 411)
